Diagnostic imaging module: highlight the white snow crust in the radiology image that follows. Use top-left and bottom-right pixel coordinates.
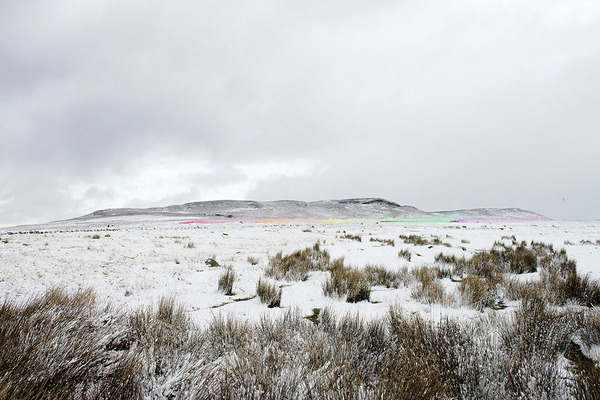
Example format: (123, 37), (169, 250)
(1, 219), (598, 326)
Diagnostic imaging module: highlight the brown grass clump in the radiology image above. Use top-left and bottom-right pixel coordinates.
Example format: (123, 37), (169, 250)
(340, 233), (362, 242)
(364, 264), (409, 289)
(323, 259), (371, 303)
(256, 278), (282, 308)
(0, 287), (143, 400)
(370, 237), (395, 246)
(399, 234), (429, 246)
(458, 275), (503, 311)
(410, 266), (449, 305)
(397, 248), (412, 262)
(266, 242), (330, 281)
(218, 266), (236, 295)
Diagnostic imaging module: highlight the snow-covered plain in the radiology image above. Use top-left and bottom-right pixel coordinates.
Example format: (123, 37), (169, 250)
(1, 219), (599, 325)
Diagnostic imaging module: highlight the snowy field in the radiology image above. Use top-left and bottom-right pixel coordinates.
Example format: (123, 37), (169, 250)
(2, 219), (599, 325)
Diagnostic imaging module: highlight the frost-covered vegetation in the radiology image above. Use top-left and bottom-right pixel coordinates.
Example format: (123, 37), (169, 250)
(2, 287), (600, 399)
(2, 222), (600, 398)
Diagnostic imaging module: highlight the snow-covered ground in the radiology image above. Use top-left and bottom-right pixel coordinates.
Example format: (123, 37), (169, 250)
(1, 219), (599, 326)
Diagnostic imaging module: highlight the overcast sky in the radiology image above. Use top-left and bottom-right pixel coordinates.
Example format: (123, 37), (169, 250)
(1, 0), (599, 226)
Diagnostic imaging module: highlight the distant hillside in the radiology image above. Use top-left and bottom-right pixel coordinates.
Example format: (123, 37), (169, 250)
(74, 198), (549, 223)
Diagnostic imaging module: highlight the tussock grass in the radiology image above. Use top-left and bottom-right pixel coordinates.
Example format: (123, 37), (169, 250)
(370, 237), (395, 246)
(265, 242), (330, 281)
(410, 266), (450, 305)
(397, 248), (412, 261)
(438, 240), (576, 277)
(458, 275), (502, 311)
(433, 240), (597, 310)
(506, 270), (600, 307)
(323, 259), (371, 303)
(256, 278), (282, 308)
(340, 233), (361, 242)
(399, 234), (429, 246)
(364, 264), (409, 289)
(0, 287), (142, 400)
(218, 266), (236, 295)
(3, 287), (600, 399)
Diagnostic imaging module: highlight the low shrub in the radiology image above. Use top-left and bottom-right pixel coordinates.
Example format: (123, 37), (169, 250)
(458, 275), (502, 311)
(3, 287), (600, 399)
(438, 240), (577, 278)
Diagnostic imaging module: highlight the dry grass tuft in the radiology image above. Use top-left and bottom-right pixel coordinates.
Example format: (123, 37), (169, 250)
(265, 242), (330, 281)
(218, 266), (236, 295)
(323, 259), (371, 303)
(256, 278), (282, 308)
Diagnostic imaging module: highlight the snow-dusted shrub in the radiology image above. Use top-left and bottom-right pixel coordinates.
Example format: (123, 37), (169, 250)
(495, 294), (576, 399)
(322, 258), (370, 303)
(265, 242), (330, 281)
(256, 278), (281, 308)
(387, 307), (473, 399)
(435, 252), (467, 268)
(438, 240), (574, 278)
(218, 266), (236, 295)
(6, 285), (600, 399)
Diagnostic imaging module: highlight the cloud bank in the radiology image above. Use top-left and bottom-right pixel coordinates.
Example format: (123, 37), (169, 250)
(1, 0), (599, 226)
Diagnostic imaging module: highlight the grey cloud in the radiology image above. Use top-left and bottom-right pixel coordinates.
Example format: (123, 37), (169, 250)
(1, 0), (599, 225)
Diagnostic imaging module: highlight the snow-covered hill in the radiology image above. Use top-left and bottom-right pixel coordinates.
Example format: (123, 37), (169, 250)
(73, 198), (548, 223)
